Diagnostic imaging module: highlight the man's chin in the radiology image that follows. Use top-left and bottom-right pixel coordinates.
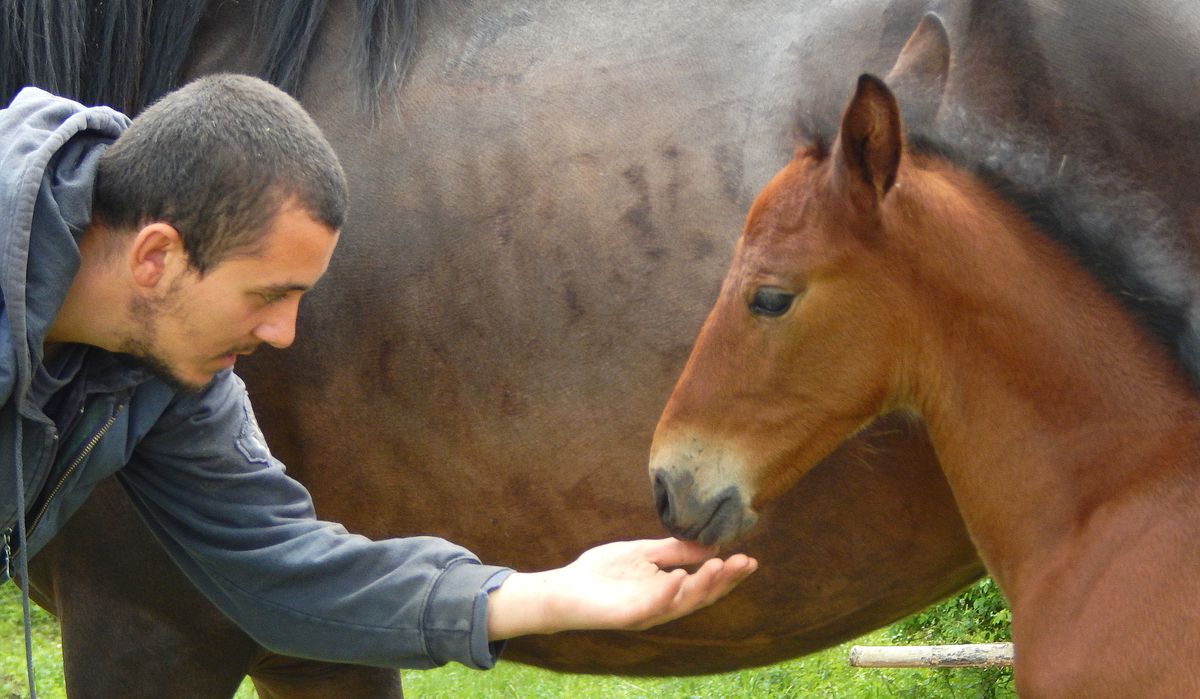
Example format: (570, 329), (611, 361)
(170, 373), (218, 393)
(132, 355), (216, 393)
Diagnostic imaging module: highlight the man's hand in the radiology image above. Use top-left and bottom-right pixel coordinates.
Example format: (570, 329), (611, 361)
(486, 538), (758, 640)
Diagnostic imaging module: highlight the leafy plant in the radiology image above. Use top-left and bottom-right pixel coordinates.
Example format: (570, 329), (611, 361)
(885, 577), (1014, 698)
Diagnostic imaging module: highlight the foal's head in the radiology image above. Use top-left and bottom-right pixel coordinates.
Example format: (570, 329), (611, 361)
(650, 75), (946, 545)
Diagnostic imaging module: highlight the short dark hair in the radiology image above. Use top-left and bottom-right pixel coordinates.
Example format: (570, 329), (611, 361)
(92, 74), (348, 273)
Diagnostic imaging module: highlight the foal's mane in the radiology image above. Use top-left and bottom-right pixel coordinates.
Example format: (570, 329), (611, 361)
(918, 133), (1186, 359)
(0, 0), (421, 115)
(799, 118), (1193, 384)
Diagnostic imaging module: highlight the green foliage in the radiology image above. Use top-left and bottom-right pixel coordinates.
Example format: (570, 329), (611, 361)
(885, 577), (1015, 698)
(891, 577), (1012, 644)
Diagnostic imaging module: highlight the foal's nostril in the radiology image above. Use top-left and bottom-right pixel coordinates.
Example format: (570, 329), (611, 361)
(652, 471), (673, 524)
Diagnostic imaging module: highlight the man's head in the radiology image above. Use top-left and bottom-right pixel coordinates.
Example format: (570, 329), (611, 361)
(88, 74), (348, 391)
(93, 73), (348, 274)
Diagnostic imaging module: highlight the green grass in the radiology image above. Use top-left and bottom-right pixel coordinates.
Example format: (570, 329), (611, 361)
(401, 632), (1012, 698)
(0, 580), (1013, 698)
(0, 587), (62, 699)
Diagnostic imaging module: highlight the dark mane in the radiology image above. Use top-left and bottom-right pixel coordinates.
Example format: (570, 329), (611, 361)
(1, 0), (419, 115)
(799, 121), (1194, 384)
(912, 130), (1196, 384)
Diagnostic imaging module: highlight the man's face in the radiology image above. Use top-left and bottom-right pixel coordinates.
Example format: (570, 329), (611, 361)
(124, 204), (339, 391)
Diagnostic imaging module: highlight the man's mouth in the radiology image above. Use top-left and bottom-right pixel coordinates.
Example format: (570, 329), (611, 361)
(213, 346), (259, 367)
(220, 345), (259, 359)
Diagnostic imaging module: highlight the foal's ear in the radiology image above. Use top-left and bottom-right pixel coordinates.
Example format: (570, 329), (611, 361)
(833, 74), (903, 209)
(884, 13), (950, 128)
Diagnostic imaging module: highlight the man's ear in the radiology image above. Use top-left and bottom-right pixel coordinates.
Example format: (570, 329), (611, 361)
(128, 223), (186, 289)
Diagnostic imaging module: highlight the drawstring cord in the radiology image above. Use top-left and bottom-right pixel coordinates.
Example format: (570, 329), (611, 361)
(12, 411), (37, 699)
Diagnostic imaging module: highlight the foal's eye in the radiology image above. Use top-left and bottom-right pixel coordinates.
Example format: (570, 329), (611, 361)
(749, 287), (796, 317)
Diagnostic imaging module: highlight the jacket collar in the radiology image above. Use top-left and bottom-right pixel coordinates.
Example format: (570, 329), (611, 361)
(0, 87), (130, 409)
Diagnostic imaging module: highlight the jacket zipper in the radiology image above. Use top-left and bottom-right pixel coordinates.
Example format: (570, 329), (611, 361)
(27, 404), (124, 535)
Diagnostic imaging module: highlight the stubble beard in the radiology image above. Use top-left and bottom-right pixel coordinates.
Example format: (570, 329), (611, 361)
(120, 293), (209, 393)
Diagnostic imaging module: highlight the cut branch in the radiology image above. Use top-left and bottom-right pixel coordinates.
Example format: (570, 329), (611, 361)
(848, 643), (1014, 668)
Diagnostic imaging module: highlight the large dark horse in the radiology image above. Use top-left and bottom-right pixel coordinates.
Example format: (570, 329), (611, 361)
(4, 1), (1198, 697)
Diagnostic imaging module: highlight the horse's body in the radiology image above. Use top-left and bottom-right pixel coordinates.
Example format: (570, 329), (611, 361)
(4, 0), (1199, 696)
(650, 32), (1200, 696)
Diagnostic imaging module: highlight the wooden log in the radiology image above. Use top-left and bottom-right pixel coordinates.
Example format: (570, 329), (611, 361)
(848, 643), (1014, 668)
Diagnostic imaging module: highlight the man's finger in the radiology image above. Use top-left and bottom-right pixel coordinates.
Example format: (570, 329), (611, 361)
(639, 537), (720, 568)
(676, 555), (758, 607)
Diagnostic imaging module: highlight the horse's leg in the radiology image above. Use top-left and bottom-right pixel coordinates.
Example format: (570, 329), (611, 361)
(28, 478), (255, 698)
(249, 655), (403, 699)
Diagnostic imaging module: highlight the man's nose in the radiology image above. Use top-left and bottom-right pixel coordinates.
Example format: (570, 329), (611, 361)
(253, 300), (299, 349)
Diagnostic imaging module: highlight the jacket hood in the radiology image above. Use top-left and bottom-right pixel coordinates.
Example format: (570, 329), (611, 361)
(0, 87), (129, 410)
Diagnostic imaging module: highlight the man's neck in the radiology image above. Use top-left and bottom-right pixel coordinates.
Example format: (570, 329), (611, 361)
(46, 221), (129, 353)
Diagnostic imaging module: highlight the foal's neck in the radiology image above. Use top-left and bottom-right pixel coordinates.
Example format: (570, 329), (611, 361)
(893, 162), (1200, 595)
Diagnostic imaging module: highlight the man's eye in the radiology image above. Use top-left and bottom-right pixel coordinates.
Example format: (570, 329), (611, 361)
(260, 292), (286, 304)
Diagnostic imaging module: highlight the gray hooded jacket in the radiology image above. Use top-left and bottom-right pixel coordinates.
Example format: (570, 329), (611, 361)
(0, 87), (512, 669)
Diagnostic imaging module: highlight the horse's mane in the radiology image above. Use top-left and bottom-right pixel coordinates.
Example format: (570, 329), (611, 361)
(798, 115), (1197, 385)
(916, 131), (1189, 363)
(0, 0), (419, 115)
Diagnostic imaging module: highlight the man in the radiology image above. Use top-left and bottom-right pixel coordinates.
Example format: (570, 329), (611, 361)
(0, 73), (755, 675)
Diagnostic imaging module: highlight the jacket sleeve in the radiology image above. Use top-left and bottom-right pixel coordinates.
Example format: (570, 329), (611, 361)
(116, 370), (513, 669)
